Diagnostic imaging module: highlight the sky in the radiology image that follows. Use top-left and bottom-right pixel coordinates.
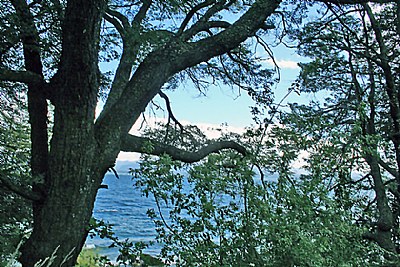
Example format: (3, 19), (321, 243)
(115, 44), (308, 163)
(136, 44), (304, 128)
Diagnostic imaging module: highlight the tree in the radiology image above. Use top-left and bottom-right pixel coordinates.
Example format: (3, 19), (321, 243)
(134, 124), (388, 266)
(0, 0), (396, 265)
(282, 1), (400, 259)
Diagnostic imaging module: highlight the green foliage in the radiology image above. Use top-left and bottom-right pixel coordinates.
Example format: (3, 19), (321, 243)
(1, 1), (399, 265)
(133, 125), (387, 266)
(0, 92), (32, 262)
(291, 2), (400, 252)
(87, 218), (162, 266)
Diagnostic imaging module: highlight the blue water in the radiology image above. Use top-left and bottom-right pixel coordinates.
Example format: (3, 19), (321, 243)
(85, 173), (160, 260)
(84, 169), (279, 261)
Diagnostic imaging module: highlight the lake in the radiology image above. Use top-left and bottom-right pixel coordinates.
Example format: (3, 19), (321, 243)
(85, 173), (161, 261)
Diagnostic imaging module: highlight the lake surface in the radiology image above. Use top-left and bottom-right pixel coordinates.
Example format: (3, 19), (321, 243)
(85, 173), (160, 260)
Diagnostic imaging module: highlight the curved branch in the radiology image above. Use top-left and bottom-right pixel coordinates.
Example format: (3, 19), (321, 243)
(104, 12), (125, 36)
(106, 9), (130, 29)
(179, 0), (233, 40)
(105, 0), (153, 35)
(171, 0), (281, 72)
(181, 20), (232, 40)
(121, 134), (247, 163)
(177, 0), (216, 35)
(378, 158), (399, 178)
(0, 174), (41, 202)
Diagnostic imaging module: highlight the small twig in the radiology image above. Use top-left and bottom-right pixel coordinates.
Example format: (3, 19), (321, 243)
(255, 35), (281, 81)
(158, 91), (184, 141)
(109, 167), (120, 179)
(329, 172), (371, 191)
(138, 112), (147, 131)
(254, 163), (267, 191)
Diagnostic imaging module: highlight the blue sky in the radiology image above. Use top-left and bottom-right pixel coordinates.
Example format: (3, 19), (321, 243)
(98, 44), (305, 130)
(142, 44), (304, 129)
(113, 44), (306, 163)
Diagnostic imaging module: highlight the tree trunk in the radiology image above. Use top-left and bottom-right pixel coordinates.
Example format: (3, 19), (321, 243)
(19, 81), (120, 266)
(18, 55), (110, 267)
(19, 0), (108, 265)
(19, 167), (107, 266)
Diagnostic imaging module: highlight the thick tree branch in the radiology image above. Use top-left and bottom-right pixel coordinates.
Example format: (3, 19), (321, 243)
(121, 134), (247, 163)
(98, 2), (156, 122)
(181, 20), (232, 40)
(96, 0), (281, 142)
(11, 0), (49, 183)
(132, 0), (152, 26)
(0, 69), (43, 84)
(105, 9), (130, 29)
(171, 0), (281, 72)
(0, 174), (41, 202)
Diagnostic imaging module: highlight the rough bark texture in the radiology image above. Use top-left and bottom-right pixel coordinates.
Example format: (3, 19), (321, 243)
(18, 0), (107, 265)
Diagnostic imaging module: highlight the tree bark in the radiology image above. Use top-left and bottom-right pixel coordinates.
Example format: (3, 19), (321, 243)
(19, 0), (107, 265)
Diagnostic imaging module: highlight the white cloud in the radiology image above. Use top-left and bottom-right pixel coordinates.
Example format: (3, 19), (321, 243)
(290, 150), (309, 169)
(129, 116), (246, 139)
(192, 121), (246, 139)
(265, 59), (300, 69)
(117, 151), (141, 162)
